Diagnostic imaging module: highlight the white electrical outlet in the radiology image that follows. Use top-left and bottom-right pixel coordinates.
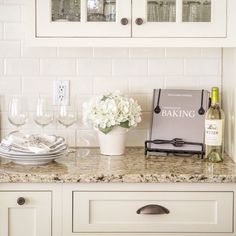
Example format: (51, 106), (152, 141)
(53, 80), (70, 105)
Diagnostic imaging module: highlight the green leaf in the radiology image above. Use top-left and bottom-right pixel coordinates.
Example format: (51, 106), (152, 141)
(101, 96), (108, 102)
(99, 126), (113, 134)
(120, 121), (130, 128)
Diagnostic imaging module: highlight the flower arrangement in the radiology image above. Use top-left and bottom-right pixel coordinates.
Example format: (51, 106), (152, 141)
(83, 92), (142, 134)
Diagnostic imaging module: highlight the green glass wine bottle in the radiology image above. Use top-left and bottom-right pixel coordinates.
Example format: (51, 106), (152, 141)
(205, 87), (225, 163)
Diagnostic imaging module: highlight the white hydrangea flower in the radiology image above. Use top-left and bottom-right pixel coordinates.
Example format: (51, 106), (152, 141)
(83, 92), (142, 134)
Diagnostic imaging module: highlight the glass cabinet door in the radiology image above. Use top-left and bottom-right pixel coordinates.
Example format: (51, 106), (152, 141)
(182, 0), (211, 22)
(147, 0), (176, 22)
(51, 0), (81, 22)
(36, 0), (131, 37)
(132, 0), (226, 38)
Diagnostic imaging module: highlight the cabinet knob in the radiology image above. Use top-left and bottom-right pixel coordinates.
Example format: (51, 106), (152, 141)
(135, 18), (144, 25)
(121, 18), (129, 25)
(17, 197), (26, 206)
(136, 204), (170, 215)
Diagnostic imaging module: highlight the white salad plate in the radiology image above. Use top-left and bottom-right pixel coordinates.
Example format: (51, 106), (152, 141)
(0, 145), (68, 157)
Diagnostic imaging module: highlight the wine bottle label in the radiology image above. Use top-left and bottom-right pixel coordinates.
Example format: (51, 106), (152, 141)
(205, 120), (223, 146)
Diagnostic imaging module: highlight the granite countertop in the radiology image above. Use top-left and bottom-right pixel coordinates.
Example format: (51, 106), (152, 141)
(0, 148), (236, 183)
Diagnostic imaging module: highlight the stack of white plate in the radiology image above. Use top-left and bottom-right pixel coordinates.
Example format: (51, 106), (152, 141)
(0, 132), (68, 165)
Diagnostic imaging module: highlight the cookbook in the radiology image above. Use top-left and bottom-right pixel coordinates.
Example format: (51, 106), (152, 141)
(146, 89), (210, 155)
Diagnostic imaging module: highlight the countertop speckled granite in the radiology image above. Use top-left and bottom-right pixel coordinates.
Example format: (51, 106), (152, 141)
(0, 148), (236, 183)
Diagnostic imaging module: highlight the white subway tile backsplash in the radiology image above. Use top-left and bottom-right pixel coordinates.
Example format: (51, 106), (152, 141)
(138, 112), (151, 129)
(22, 77), (53, 95)
(201, 48), (222, 58)
(184, 58), (220, 76)
(93, 77), (128, 94)
(0, 59), (3, 75)
(149, 58), (184, 76)
(165, 48), (201, 58)
(22, 47), (57, 58)
(3, 0), (26, 4)
(0, 23), (3, 39)
(58, 48), (93, 58)
(76, 95), (95, 112)
(129, 48), (165, 58)
(3, 23), (24, 39)
(0, 76), (21, 94)
(164, 76), (199, 89)
(94, 48), (129, 58)
(77, 59), (111, 76)
(199, 76), (221, 91)
(0, 5), (21, 22)
(0, 41), (21, 57)
(67, 77), (93, 95)
(128, 94), (148, 112)
(112, 59), (147, 76)
(76, 129), (98, 147)
(126, 129), (148, 146)
(40, 58), (76, 76)
(5, 58), (40, 75)
(0, 1), (223, 147)
(128, 77), (164, 94)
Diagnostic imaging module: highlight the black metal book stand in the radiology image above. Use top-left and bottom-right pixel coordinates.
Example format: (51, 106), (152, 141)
(145, 138), (204, 159)
(144, 89), (209, 159)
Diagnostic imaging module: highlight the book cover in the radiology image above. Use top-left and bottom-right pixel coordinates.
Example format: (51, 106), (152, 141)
(150, 89), (210, 152)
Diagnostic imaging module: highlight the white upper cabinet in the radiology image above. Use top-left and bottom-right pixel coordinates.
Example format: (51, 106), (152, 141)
(36, 0), (131, 37)
(132, 0), (227, 37)
(27, 0), (236, 46)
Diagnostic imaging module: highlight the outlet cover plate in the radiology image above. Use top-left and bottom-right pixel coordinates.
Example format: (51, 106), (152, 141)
(53, 80), (70, 105)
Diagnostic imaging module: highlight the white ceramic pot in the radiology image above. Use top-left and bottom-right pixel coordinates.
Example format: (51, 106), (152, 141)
(97, 126), (128, 156)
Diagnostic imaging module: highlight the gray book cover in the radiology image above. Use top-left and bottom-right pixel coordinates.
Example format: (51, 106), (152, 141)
(150, 89), (210, 152)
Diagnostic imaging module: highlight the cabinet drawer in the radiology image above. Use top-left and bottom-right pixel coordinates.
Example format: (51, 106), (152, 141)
(73, 191), (233, 233)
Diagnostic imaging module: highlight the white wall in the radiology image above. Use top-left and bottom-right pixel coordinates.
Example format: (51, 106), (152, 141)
(223, 49), (236, 161)
(0, 1), (222, 147)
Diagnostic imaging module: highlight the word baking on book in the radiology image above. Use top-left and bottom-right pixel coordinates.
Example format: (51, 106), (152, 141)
(161, 107), (196, 118)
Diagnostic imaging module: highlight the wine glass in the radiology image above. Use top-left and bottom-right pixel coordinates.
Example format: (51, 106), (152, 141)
(8, 96), (28, 131)
(58, 105), (77, 152)
(34, 96), (54, 134)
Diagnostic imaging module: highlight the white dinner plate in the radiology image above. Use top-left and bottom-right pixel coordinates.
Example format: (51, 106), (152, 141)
(0, 153), (66, 165)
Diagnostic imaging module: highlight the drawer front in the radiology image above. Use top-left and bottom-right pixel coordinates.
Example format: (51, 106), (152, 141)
(73, 191), (233, 233)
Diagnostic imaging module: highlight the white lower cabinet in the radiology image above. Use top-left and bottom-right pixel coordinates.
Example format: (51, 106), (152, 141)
(0, 191), (51, 236)
(0, 184), (236, 236)
(73, 191), (233, 234)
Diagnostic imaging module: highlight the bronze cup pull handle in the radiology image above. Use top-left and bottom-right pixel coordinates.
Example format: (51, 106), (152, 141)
(135, 18), (144, 25)
(136, 204), (170, 215)
(121, 18), (129, 25)
(17, 197), (26, 206)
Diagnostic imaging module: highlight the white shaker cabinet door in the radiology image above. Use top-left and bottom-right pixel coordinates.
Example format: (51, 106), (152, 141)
(0, 192), (51, 236)
(132, 0), (227, 38)
(36, 0), (131, 37)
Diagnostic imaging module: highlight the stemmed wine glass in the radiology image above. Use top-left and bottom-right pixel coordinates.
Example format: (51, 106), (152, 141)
(8, 96), (28, 131)
(58, 104), (77, 152)
(34, 96), (54, 134)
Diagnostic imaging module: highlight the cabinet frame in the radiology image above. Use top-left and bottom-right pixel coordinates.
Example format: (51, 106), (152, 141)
(132, 0), (227, 38)
(0, 183), (63, 236)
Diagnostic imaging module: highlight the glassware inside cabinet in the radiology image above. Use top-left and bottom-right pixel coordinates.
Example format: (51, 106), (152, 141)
(51, 0), (80, 21)
(147, 0), (176, 22)
(87, 0), (116, 22)
(182, 0), (211, 22)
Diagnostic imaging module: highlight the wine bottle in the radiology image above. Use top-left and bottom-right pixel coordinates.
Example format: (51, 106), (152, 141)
(205, 87), (225, 162)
